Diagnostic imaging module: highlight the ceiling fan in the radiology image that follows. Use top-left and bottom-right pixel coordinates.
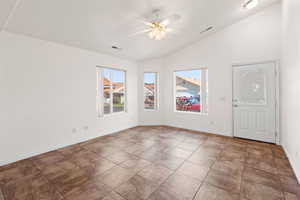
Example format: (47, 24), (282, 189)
(132, 9), (181, 40)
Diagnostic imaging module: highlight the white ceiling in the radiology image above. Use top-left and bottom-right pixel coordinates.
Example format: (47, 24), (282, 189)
(1, 0), (280, 61)
(0, 0), (18, 29)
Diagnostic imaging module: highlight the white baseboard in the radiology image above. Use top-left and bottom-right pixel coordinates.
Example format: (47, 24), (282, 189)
(165, 123), (232, 137)
(282, 144), (300, 183)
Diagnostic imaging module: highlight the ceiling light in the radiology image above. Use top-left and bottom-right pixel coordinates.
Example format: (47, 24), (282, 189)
(148, 22), (168, 40)
(243, 0), (259, 10)
(130, 9), (180, 40)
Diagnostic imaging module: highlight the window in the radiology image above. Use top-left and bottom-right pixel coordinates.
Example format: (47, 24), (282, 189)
(144, 72), (158, 110)
(96, 67), (126, 116)
(175, 69), (208, 113)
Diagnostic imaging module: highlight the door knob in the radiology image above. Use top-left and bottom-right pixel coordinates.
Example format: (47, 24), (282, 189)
(233, 105), (238, 107)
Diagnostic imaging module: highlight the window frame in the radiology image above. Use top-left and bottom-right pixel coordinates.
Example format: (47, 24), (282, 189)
(173, 68), (208, 115)
(96, 66), (127, 117)
(143, 72), (159, 111)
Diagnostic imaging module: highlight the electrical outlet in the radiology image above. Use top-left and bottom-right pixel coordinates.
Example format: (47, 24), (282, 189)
(72, 128), (77, 133)
(210, 121), (215, 125)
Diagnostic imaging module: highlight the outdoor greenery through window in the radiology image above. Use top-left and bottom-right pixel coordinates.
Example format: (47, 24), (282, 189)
(96, 67), (126, 116)
(144, 72), (158, 110)
(175, 69), (208, 113)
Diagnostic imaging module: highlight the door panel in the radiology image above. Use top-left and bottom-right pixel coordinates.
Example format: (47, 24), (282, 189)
(233, 62), (276, 143)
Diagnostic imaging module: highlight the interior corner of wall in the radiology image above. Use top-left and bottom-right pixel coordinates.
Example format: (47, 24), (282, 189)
(282, 142), (300, 183)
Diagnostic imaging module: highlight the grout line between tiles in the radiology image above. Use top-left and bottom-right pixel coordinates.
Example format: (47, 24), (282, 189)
(0, 126), (295, 200)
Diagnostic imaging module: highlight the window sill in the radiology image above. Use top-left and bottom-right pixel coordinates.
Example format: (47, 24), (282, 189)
(98, 111), (128, 118)
(174, 110), (208, 116)
(144, 109), (159, 112)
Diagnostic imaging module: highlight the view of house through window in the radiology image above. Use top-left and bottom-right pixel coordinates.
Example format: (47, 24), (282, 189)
(175, 69), (208, 113)
(144, 72), (158, 110)
(97, 67), (126, 116)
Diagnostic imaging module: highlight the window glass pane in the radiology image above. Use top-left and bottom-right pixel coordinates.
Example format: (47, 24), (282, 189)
(103, 69), (111, 114)
(97, 67), (126, 116)
(238, 68), (267, 105)
(144, 73), (156, 110)
(175, 70), (201, 113)
(205, 69), (209, 113)
(96, 70), (101, 114)
(112, 70), (125, 112)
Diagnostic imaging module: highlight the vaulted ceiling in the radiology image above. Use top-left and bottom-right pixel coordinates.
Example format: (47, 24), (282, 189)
(0, 0), (279, 60)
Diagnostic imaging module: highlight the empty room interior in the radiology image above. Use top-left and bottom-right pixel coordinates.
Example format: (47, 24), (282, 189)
(1, 0), (300, 199)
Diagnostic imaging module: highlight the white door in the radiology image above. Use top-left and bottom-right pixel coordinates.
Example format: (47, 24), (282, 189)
(233, 62), (276, 143)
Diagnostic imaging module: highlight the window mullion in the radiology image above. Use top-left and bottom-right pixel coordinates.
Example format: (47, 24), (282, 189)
(201, 70), (207, 113)
(155, 73), (158, 110)
(124, 72), (127, 112)
(101, 69), (104, 116)
(96, 69), (100, 117)
(110, 71), (113, 114)
(99, 68), (104, 117)
(153, 74), (156, 110)
(96, 68), (104, 117)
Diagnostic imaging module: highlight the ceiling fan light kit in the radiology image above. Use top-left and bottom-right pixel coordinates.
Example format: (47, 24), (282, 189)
(133, 1), (256, 42)
(148, 21), (168, 40)
(131, 9), (178, 40)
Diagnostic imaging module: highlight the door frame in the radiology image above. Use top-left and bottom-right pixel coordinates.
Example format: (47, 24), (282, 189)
(232, 60), (280, 145)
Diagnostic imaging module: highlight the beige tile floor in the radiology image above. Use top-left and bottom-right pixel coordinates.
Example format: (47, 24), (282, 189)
(0, 126), (299, 200)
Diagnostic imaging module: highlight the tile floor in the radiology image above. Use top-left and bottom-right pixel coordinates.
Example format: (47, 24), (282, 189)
(0, 126), (299, 200)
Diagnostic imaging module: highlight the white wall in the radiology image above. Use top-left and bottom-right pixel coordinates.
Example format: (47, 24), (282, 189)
(0, 2), (285, 168)
(0, 31), (139, 166)
(281, 0), (300, 181)
(138, 59), (166, 126)
(140, 3), (281, 136)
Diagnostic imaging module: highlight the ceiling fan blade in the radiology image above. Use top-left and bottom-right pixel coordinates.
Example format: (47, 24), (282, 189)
(166, 27), (180, 35)
(137, 20), (154, 27)
(160, 19), (170, 26)
(162, 14), (181, 25)
(166, 28), (173, 32)
(170, 14), (181, 21)
(129, 29), (152, 37)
